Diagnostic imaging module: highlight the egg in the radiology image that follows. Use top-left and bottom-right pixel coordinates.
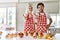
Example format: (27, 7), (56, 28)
(0, 31), (2, 35)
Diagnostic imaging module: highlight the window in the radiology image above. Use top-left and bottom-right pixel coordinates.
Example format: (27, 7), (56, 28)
(0, 7), (16, 30)
(7, 7), (16, 27)
(50, 15), (57, 26)
(49, 14), (60, 28)
(56, 15), (60, 28)
(0, 8), (6, 24)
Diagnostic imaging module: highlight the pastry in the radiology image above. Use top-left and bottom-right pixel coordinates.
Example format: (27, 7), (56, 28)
(33, 33), (37, 38)
(43, 34), (48, 39)
(6, 34), (9, 38)
(10, 34), (13, 38)
(36, 33), (38, 36)
(0, 31), (2, 35)
(6, 34), (11, 38)
(39, 33), (43, 39)
(19, 32), (24, 38)
(43, 33), (52, 39)
(30, 31), (34, 36)
(25, 32), (28, 36)
(13, 33), (17, 37)
(48, 37), (53, 40)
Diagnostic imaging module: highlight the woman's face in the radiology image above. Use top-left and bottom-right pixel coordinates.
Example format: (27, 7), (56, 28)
(28, 6), (33, 12)
(37, 5), (44, 12)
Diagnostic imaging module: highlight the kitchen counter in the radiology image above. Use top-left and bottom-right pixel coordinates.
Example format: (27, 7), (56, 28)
(0, 33), (60, 40)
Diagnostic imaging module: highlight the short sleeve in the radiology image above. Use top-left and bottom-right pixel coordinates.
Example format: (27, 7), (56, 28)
(35, 12), (39, 16)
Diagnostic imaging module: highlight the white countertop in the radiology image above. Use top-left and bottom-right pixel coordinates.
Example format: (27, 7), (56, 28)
(0, 31), (60, 40)
(0, 33), (60, 40)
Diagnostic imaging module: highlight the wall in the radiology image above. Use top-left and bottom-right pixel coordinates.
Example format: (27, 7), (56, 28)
(16, 3), (28, 31)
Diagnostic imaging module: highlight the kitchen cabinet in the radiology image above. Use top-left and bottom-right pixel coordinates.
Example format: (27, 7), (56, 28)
(0, 0), (18, 3)
(19, 0), (59, 2)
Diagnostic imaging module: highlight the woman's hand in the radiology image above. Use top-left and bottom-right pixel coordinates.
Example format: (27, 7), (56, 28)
(23, 14), (26, 19)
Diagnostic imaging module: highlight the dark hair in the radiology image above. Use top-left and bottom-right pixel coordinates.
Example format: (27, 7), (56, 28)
(37, 3), (44, 8)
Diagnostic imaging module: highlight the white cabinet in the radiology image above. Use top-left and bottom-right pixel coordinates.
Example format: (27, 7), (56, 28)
(0, 0), (18, 3)
(19, 0), (59, 2)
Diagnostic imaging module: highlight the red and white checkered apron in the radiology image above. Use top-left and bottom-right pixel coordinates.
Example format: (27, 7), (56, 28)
(24, 13), (34, 33)
(36, 13), (47, 33)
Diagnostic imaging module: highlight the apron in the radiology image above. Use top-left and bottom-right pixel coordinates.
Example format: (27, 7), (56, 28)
(24, 13), (34, 33)
(36, 12), (47, 33)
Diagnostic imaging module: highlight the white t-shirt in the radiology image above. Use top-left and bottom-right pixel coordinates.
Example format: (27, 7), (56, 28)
(35, 12), (51, 19)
